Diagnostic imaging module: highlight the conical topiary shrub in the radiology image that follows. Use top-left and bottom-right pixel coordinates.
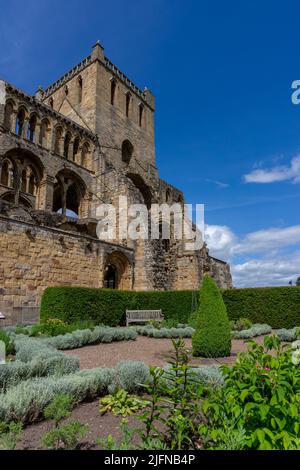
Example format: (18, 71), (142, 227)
(192, 275), (232, 358)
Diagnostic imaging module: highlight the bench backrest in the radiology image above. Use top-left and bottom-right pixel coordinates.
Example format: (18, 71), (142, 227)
(126, 310), (163, 320)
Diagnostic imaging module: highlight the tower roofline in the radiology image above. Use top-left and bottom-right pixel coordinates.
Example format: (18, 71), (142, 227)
(41, 43), (155, 110)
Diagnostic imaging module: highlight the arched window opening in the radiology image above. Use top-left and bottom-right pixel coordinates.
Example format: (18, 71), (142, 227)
(64, 85), (69, 96)
(122, 140), (134, 164)
(4, 102), (14, 130)
(81, 143), (90, 167)
(28, 170), (36, 195)
(66, 183), (80, 217)
(126, 92), (131, 117)
(139, 104), (144, 127)
(49, 98), (54, 109)
(78, 76), (83, 104)
(20, 166), (37, 195)
(64, 132), (72, 158)
(73, 137), (80, 162)
(53, 172), (85, 218)
(21, 169), (27, 192)
(166, 189), (171, 203)
(1, 160), (14, 188)
(54, 127), (62, 154)
(27, 115), (37, 142)
(15, 109), (25, 136)
(104, 265), (117, 289)
(111, 79), (116, 106)
(39, 119), (50, 147)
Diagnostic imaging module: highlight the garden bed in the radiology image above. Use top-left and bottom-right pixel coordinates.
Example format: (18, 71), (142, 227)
(63, 336), (266, 369)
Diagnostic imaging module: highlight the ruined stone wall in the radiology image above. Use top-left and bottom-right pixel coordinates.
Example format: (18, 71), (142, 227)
(0, 216), (134, 324)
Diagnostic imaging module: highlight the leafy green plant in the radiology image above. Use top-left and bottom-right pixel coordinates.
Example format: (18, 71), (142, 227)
(99, 389), (148, 417)
(232, 324), (272, 339)
(42, 421), (88, 450)
(138, 339), (205, 450)
(0, 330), (15, 355)
(97, 418), (135, 450)
(232, 318), (253, 332)
(193, 275), (232, 358)
(42, 394), (88, 450)
(0, 422), (23, 450)
(199, 335), (300, 450)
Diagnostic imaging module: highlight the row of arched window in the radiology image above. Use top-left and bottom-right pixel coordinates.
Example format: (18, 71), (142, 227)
(4, 101), (93, 169)
(110, 79), (144, 127)
(0, 153), (86, 218)
(0, 158), (37, 196)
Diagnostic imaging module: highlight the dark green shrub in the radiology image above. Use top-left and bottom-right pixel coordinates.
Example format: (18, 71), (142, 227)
(232, 318), (253, 332)
(192, 275), (231, 358)
(42, 394), (88, 450)
(0, 330), (15, 355)
(40, 285), (300, 330)
(222, 286), (300, 329)
(41, 287), (196, 326)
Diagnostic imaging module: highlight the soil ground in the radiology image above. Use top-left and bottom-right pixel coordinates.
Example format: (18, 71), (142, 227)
(63, 335), (265, 369)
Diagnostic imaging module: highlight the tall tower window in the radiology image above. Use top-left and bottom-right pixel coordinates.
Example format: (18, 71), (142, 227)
(139, 103), (144, 127)
(111, 79), (116, 106)
(78, 76), (83, 104)
(16, 109), (25, 136)
(27, 115), (37, 142)
(126, 92), (131, 117)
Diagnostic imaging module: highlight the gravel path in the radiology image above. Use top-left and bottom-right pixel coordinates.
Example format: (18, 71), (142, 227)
(64, 336), (266, 369)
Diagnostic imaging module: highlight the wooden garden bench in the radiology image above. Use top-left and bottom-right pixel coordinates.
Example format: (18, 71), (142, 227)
(126, 310), (164, 327)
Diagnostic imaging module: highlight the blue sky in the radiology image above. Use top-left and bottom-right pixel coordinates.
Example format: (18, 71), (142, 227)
(1, 0), (300, 287)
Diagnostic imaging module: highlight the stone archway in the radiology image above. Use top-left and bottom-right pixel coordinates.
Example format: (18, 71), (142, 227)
(103, 251), (132, 290)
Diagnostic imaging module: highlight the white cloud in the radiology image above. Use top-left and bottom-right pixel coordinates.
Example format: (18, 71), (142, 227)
(235, 225), (300, 254)
(205, 225), (236, 259)
(244, 155), (300, 184)
(204, 224), (300, 287)
(232, 254), (300, 288)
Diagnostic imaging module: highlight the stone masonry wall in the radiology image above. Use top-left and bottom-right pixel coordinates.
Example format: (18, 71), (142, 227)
(0, 216), (133, 324)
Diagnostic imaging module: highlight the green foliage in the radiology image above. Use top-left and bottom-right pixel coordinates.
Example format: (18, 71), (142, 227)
(41, 285), (300, 330)
(41, 287), (195, 326)
(276, 327), (300, 343)
(135, 325), (195, 339)
(29, 319), (96, 338)
(137, 339), (205, 450)
(0, 330), (15, 355)
(99, 390), (148, 417)
(232, 324), (272, 339)
(114, 361), (150, 394)
(192, 276), (232, 358)
(97, 418), (135, 450)
(0, 422), (23, 450)
(231, 318), (253, 332)
(222, 286), (300, 329)
(42, 394), (87, 450)
(0, 361), (148, 424)
(200, 336), (300, 450)
(42, 421), (88, 450)
(43, 394), (74, 426)
(46, 326), (137, 350)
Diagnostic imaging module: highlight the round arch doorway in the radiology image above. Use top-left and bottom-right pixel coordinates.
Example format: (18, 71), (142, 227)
(103, 252), (132, 290)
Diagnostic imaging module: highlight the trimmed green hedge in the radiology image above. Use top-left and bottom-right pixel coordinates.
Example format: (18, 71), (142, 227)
(41, 286), (300, 329)
(222, 287), (300, 329)
(41, 287), (195, 326)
